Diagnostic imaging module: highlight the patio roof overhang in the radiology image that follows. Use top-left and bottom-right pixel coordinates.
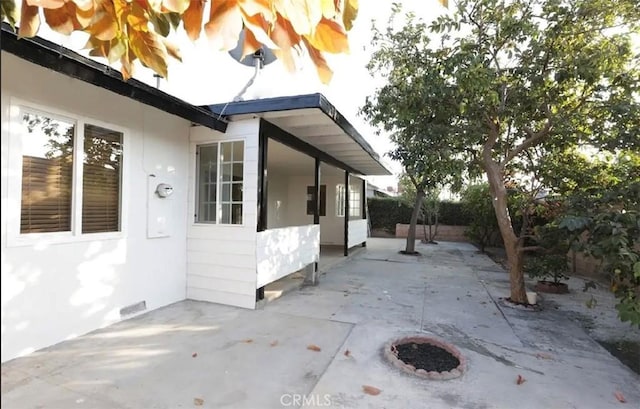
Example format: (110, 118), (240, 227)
(206, 94), (391, 176)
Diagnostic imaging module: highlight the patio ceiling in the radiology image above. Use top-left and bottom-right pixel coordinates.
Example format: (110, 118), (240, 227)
(206, 94), (391, 176)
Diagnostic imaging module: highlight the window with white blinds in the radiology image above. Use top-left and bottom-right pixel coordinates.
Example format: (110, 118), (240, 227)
(19, 109), (123, 235)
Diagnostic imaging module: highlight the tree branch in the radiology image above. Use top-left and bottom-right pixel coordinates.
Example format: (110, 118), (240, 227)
(502, 118), (552, 165)
(519, 245), (544, 253)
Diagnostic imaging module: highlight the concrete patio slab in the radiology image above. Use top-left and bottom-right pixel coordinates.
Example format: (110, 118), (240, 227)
(2, 238), (638, 409)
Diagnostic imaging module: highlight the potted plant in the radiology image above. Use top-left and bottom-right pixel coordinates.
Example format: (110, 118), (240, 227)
(524, 254), (570, 294)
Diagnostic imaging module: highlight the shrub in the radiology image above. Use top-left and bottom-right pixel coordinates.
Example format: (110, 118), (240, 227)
(368, 197), (471, 233)
(460, 183), (499, 252)
(368, 197), (413, 233)
(524, 254), (569, 284)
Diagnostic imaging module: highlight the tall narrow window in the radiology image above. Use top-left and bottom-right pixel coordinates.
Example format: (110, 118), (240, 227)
(336, 184), (346, 217)
(220, 141), (243, 224)
(196, 144), (218, 223)
(196, 141), (244, 225)
(82, 124), (123, 233)
(20, 112), (75, 233)
(349, 187), (361, 217)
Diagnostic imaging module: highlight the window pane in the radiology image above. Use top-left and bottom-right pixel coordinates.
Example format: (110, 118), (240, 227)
(20, 112), (74, 233)
(221, 203), (231, 224)
(232, 141), (244, 161)
(232, 204), (242, 224)
(232, 183), (242, 201)
(82, 124), (123, 233)
(232, 163), (243, 182)
(196, 144), (218, 223)
(221, 163), (232, 181)
(222, 183), (231, 201)
(222, 142), (232, 162)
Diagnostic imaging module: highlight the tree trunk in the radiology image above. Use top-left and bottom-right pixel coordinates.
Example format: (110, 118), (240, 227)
(485, 161), (528, 304)
(406, 189), (425, 253)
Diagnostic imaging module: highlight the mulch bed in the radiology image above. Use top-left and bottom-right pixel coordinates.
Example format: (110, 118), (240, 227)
(395, 342), (460, 372)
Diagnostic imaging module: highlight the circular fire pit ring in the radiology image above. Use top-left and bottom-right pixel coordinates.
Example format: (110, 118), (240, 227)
(384, 335), (466, 380)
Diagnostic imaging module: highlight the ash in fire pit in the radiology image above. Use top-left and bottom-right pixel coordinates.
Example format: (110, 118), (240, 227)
(384, 336), (466, 380)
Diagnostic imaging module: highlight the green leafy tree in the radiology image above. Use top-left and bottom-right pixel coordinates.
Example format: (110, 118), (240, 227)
(362, 7), (466, 254)
(366, 0), (639, 303)
(555, 152), (640, 325)
(398, 175), (441, 243)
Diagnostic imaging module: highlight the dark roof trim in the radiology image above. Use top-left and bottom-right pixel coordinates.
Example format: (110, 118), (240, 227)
(1, 23), (227, 133)
(207, 93), (386, 170)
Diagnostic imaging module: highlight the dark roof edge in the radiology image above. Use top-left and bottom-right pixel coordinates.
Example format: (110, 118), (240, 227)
(207, 93), (390, 174)
(1, 23), (227, 133)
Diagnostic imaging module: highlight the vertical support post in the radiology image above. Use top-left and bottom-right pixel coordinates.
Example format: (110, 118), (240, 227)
(314, 158), (321, 225)
(362, 178), (367, 247)
(344, 170), (350, 256)
(257, 123), (268, 232)
(314, 158), (321, 272)
(256, 122), (268, 301)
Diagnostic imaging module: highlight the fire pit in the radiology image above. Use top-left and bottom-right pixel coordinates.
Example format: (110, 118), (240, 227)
(384, 335), (466, 380)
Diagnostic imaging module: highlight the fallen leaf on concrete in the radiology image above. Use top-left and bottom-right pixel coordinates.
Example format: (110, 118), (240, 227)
(192, 352), (198, 358)
(362, 385), (381, 396)
(535, 352), (553, 360)
(344, 349), (351, 357)
(242, 339), (254, 343)
(194, 397), (204, 406)
(516, 375), (526, 385)
(270, 340), (279, 347)
(614, 391), (626, 403)
(307, 344), (321, 352)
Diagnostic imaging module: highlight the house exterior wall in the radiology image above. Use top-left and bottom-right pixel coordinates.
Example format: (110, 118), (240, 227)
(1, 53), (189, 362)
(187, 121), (259, 309)
(267, 171), (291, 229)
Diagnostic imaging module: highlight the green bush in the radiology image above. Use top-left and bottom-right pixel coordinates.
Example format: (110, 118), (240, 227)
(460, 183), (500, 252)
(439, 201), (472, 226)
(524, 254), (569, 284)
(367, 197), (413, 232)
(367, 197), (470, 233)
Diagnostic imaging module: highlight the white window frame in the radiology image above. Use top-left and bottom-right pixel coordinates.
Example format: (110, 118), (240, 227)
(336, 184), (361, 218)
(336, 184), (346, 217)
(349, 186), (361, 217)
(7, 98), (128, 247)
(194, 140), (245, 226)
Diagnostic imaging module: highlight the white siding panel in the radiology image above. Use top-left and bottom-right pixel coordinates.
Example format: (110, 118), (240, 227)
(187, 239), (256, 255)
(188, 275), (255, 294)
(256, 225), (320, 288)
(348, 219), (368, 248)
(187, 287), (255, 309)
(186, 120), (259, 309)
(188, 263), (256, 282)
(188, 251), (257, 269)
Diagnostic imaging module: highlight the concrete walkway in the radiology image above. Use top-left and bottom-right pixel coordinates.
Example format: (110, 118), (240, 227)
(2, 239), (638, 409)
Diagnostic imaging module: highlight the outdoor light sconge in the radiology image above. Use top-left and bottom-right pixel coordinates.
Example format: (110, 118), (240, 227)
(155, 183), (174, 198)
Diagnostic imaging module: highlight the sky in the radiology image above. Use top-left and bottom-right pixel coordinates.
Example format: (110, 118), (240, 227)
(41, 1), (449, 191)
(153, 0), (450, 191)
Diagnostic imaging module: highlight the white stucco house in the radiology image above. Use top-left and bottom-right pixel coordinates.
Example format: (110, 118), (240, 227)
(0, 25), (390, 362)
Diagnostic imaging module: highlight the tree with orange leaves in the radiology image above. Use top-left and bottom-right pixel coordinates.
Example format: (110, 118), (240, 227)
(1, 0), (361, 82)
